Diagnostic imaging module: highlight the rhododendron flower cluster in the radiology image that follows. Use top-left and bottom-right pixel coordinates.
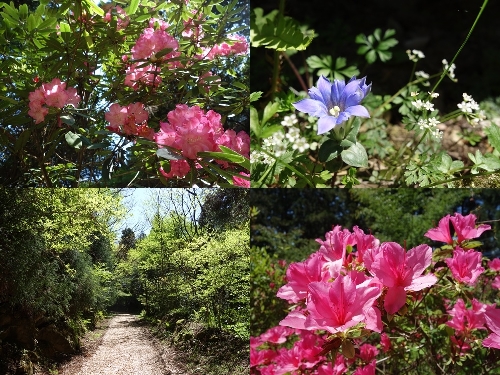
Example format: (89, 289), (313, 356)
(200, 34), (249, 60)
(103, 4), (129, 30)
(105, 102), (154, 140)
(131, 23), (179, 61)
(155, 104), (250, 160)
(124, 63), (162, 90)
(28, 78), (81, 124)
(251, 214), (499, 375)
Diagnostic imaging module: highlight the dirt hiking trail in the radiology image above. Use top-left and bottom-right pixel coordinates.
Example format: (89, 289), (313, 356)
(58, 314), (184, 375)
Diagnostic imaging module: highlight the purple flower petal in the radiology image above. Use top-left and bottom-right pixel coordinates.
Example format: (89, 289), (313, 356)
(345, 105), (370, 118)
(293, 98), (327, 117)
(317, 76), (334, 108)
(317, 116), (339, 134)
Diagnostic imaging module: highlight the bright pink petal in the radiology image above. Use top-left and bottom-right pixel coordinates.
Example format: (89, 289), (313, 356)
(384, 286), (406, 315)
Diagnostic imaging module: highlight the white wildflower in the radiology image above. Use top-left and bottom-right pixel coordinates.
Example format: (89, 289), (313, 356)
(281, 114), (298, 127)
(412, 99), (424, 110)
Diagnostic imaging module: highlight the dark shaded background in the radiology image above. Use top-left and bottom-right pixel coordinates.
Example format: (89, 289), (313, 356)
(251, 0), (500, 114)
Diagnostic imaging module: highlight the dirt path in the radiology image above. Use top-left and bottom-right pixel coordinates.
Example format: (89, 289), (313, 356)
(58, 314), (184, 375)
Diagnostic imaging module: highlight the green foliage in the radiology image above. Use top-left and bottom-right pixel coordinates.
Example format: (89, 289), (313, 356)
(355, 28), (399, 64)
(250, 7), (314, 51)
(0, 0), (249, 187)
(306, 55), (359, 81)
(250, 247), (288, 336)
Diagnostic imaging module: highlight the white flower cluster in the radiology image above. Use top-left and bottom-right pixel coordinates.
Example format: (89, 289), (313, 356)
(417, 117), (443, 139)
(442, 59), (457, 82)
(457, 93), (486, 126)
(412, 99), (434, 111)
(406, 49), (425, 62)
(252, 114), (318, 165)
(281, 114), (317, 152)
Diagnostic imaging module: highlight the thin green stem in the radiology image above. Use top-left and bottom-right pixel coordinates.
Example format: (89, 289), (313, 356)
(270, 0), (286, 101)
(430, 0), (489, 94)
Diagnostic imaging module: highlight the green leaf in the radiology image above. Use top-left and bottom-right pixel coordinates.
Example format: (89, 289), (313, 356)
(341, 142), (368, 167)
(83, 0), (104, 16)
(65, 131), (90, 149)
(262, 101), (279, 127)
(250, 92), (262, 102)
(251, 8), (314, 51)
(87, 142), (110, 150)
(250, 106), (260, 137)
(318, 139), (342, 163)
(261, 125), (282, 139)
(128, 0), (140, 14)
(485, 124), (500, 152)
(60, 114), (75, 126)
(154, 47), (173, 58)
(366, 50), (377, 64)
(156, 148), (184, 160)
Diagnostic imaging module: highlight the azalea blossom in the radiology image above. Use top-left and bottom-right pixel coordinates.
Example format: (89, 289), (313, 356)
(446, 298), (487, 335)
(487, 258), (500, 271)
(259, 326), (295, 345)
(445, 247), (484, 285)
(369, 242), (437, 314)
(293, 75), (371, 135)
(303, 274), (382, 334)
(483, 307), (500, 349)
(424, 213), (491, 245)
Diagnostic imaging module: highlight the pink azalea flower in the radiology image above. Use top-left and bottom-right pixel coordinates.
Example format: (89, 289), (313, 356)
(260, 326), (295, 344)
(304, 274), (382, 334)
(277, 252), (331, 303)
(451, 213), (491, 243)
(359, 343), (379, 363)
(492, 275), (500, 290)
(233, 172), (250, 188)
(488, 258), (500, 271)
(445, 247), (484, 285)
(369, 242), (437, 314)
(250, 347), (277, 368)
(317, 355), (347, 375)
(446, 298), (487, 334)
(352, 226), (379, 265)
(425, 213), (491, 245)
(380, 332), (391, 352)
(483, 307), (500, 349)
(316, 225), (356, 262)
(353, 360), (376, 375)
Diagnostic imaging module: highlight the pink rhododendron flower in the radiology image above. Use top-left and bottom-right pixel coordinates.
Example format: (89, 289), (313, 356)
(303, 274), (382, 334)
(154, 104), (249, 164)
(105, 103), (128, 129)
(446, 298), (487, 334)
(103, 4), (129, 30)
(369, 242), (437, 314)
(131, 27), (179, 61)
(488, 258), (500, 271)
(159, 160), (191, 179)
(445, 247), (484, 285)
(425, 213), (491, 245)
(105, 102), (153, 139)
(233, 172), (250, 188)
(27, 78), (81, 124)
(124, 63), (162, 90)
(483, 307), (500, 349)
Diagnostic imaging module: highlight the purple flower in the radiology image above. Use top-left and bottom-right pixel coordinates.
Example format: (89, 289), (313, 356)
(293, 76), (371, 135)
